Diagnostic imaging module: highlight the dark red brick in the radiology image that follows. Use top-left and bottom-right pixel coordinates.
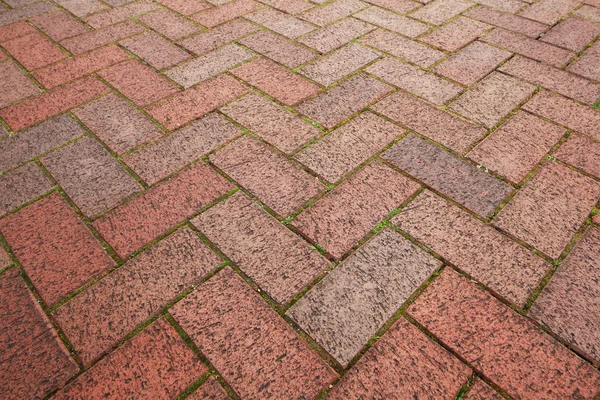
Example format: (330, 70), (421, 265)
(178, 18), (258, 55)
(2, 31), (66, 70)
(421, 16), (491, 52)
(29, 10), (88, 41)
(138, 8), (201, 41)
(120, 31), (190, 70)
(465, 5), (548, 38)
(555, 134), (600, 178)
(0, 60), (40, 108)
(0, 162), (53, 217)
(192, 0), (262, 28)
(238, 30), (317, 69)
(60, 20), (144, 55)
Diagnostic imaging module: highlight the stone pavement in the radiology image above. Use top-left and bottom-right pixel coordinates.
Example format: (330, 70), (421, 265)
(1, 0), (600, 398)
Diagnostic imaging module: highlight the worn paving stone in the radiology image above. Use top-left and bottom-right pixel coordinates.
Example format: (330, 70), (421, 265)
(160, 0), (211, 15)
(193, 0), (263, 28)
(410, 0), (473, 25)
(300, 0), (367, 26)
(0, 21), (36, 42)
(288, 229), (441, 366)
(179, 18), (258, 55)
(408, 268), (600, 399)
(56, 0), (107, 18)
(0, 60), (40, 108)
(0, 2), (55, 27)
(245, 8), (315, 39)
(293, 161), (419, 258)
(84, 0), (157, 28)
(300, 18), (375, 54)
(464, 379), (507, 400)
(138, 8), (201, 41)
(120, 31), (190, 70)
(0, 246), (10, 267)
(542, 16), (600, 53)
(0, 162), (53, 217)
(519, 0), (578, 25)
(568, 40), (600, 82)
(465, 5), (548, 38)
(421, 16), (491, 52)
(259, 0), (313, 14)
(354, 6), (429, 37)
(29, 10), (88, 41)
(494, 162), (600, 259)
(576, 4), (600, 22)
(60, 20), (145, 54)
(475, 0), (525, 12)
(238, 29), (317, 68)
(364, 0), (420, 13)
(555, 134), (600, 178)
(170, 267), (338, 399)
(1, 31), (66, 70)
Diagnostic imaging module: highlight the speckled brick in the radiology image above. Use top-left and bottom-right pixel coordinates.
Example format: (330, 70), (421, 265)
(0, 246), (10, 267)
(84, 0), (157, 28)
(138, 8), (201, 41)
(0, 269), (79, 400)
(288, 229), (441, 366)
(519, 0), (578, 25)
(2, 31), (66, 70)
(301, 0), (367, 26)
(300, 18), (375, 54)
(0, 2), (54, 27)
(576, 4), (600, 22)
(408, 268), (600, 399)
(297, 73), (392, 129)
(568, 41), (600, 82)
(210, 135), (325, 216)
(147, 74), (248, 131)
(476, 0), (525, 12)
(93, 162), (233, 259)
(231, 58), (321, 105)
(327, 318), (470, 398)
(542, 16), (600, 53)
(354, 6), (429, 36)
(0, 60), (40, 108)
(449, 72), (535, 128)
(179, 19), (258, 55)
(60, 20), (144, 54)
(259, 0), (313, 13)
(246, 8), (315, 38)
(56, 0), (107, 17)
(220, 92), (321, 153)
(410, 0), (473, 25)
(193, 0), (263, 28)
(465, 5), (547, 37)
(383, 134), (512, 216)
(187, 378), (229, 400)
(293, 161), (419, 258)
(192, 191), (330, 304)
(421, 16), (491, 51)
(0, 162), (53, 217)
(124, 113), (241, 185)
(0, 192), (115, 305)
(238, 30), (317, 68)
(464, 380), (504, 400)
(160, 0), (211, 15)
(393, 191), (550, 306)
(365, 0), (420, 13)
(120, 31), (190, 70)
(555, 134), (600, 178)
(170, 267), (338, 399)
(467, 112), (565, 183)
(53, 227), (220, 366)
(295, 111), (403, 182)
(494, 162), (600, 258)
(0, 21), (36, 42)
(29, 10), (88, 41)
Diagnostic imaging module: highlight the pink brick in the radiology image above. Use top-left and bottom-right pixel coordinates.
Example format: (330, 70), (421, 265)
(300, 18), (376, 54)
(0, 162), (53, 217)
(93, 162), (233, 259)
(542, 16), (600, 52)
(53, 227), (220, 366)
(408, 268), (600, 399)
(421, 16), (491, 51)
(0, 60), (40, 108)
(60, 20), (144, 55)
(475, 0), (525, 12)
(410, 0), (473, 25)
(138, 8), (202, 41)
(238, 30), (317, 68)
(170, 267), (338, 398)
(84, 0), (158, 28)
(258, 0), (313, 13)
(210, 135), (325, 216)
(178, 18), (258, 55)
(160, 0), (211, 15)
(0, 192), (115, 305)
(519, 0), (578, 25)
(0, 21), (36, 42)
(57, 0), (107, 17)
(245, 7), (315, 39)
(465, 5), (548, 37)
(29, 10), (88, 41)
(300, 0), (367, 26)
(354, 6), (429, 37)
(576, 4), (600, 22)
(0, 2), (55, 26)
(120, 31), (190, 70)
(364, 0), (420, 13)
(2, 31), (66, 70)
(555, 134), (600, 178)
(568, 40), (600, 81)
(192, 0), (262, 28)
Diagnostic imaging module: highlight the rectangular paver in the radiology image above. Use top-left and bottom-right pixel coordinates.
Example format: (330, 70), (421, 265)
(120, 31), (191, 70)
(0, 162), (53, 217)
(192, 0), (262, 28)
(178, 18), (258, 55)
(300, 18), (375, 54)
(465, 5), (548, 37)
(410, 0), (473, 25)
(2, 31), (66, 70)
(60, 20), (144, 54)
(0, 60), (40, 108)
(245, 7), (315, 39)
(421, 16), (491, 51)
(554, 133), (600, 178)
(138, 8), (201, 41)
(519, 0), (578, 25)
(301, 0), (367, 26)
(354, 6), (429, 37)
(238, 29), (317, 68)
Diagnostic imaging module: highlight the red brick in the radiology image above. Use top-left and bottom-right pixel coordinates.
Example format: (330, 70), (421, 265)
(220, 91), (321, 153)
(299, 18), (375, 54)
(138, 8), (202, 41)
(542, 16), (600, 52)
(568, 40), (600, 81)
(0, 162), (53, 217)
(84, 0), (158, 28)
(29, 10), (88, 41)
(519, 0), (578, 25)
(60, 20), (144, 55)
(297, 73), (392, 129)
(0, 192), (115, 305)
(421, 16), (491, 52)
(465, 5), (548, 38)
(57, 0), (107, 17)
(0, 76), (108, 131)
(449, 71), (535, 128)
(364, 0), (420, 13)
(124, 113), (241, 185)
(410, 0), (473, 25)
(259, 0), (313, 13)
(192, 191), (331, 304)
(120, 31), (190, 70)
(33, 45), (130, 89)
(288, 229), (441, 365)
(178, 18), (258, 55)
(372, 90), (486, 153)
(146, 74), (248, 131)
(210, 135), (325, 216)
(246, 7), (315, 38)
(464, 380), (504, 400)
(393, 191), (550, 306)
(93, 162), (233, 258)
(170, 267), (338, 399)
(0, 269), (79, 400)
(53, 227), (220, 365)
(160, 0), (211, 15)
(187, 377), (229, 400)
(0, 60), (40, 108)
(0, 21), (36, 42)
(0, 2), (55, 27)
(383, 134), (513, 216)
(555, 134), (600, 178)
(192, 0), (262, 28)
(293, 161), (419, 258)
(2, 31), (66, 70)
(238, 29), (317, 68)
(475, 0), (525, 12)
(354, 6), (429, 37)
(494, 162), (600, 258)
(301, 0), (367, 26)
(467, 111), (565, 183)
(408, 268), (600, 399)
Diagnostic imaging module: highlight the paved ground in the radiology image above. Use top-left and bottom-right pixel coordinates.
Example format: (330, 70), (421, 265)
(1, 0), (600, 398)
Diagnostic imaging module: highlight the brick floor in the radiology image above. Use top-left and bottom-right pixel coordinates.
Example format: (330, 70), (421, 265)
(3, 0), (600, 397)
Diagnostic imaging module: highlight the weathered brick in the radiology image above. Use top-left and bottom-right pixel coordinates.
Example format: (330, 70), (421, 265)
(93, 162), (233, 259)
(0, 269), (79, 400)
(0, 60), (40, 108)
(56, 0), (107, 17)
(160, 0), (211, 15)
(0, 21), (36, 42)
(568, 40), (600, 82)
(383, 134), (512, 216)
(29, 10), (88, 41)
(410, 0), (473, 25)
(120, 31), (190, 70)
(465, 5), (547, 37)
(475, 0), (525, 12)
(288, 229), (441, 365)
(258, 0), (313, 13)
(178, 18), (258, 55)
(0, 192), (115, 305)
(408, 268), (600, 399)
(0, 246), (10, 267)
(555, 134), (600, 178)
(245, 7), (315, 38)
(0, 162), (53, 217)
(542, 16), (600, 53)
(365, 0), (420, 13)
(576, 4), (600, 22)
(60, 20), (144, 55)
(170, 267), (338, 399)
(193, 0), (263, 28)
(138, 8), (201, 40)
(467, 111), (565, 183)
(354, 6), (429, 36)
(187, 377), (229, 400)
(301, 0), (367, 26)
(84, 0), (157, 28)
(238, 29), (317, 68)
(300, 18), (375, 54)
(464, 379), (507, 399)
(519, 0), (578, 25)
(0, 2), (55, 27)
(293, 161), (419, 258)
(2, 31), (66, 70)
(494, 162), (600, 258)
(421, 16), (491, 52)
(192, 191), (330, 304)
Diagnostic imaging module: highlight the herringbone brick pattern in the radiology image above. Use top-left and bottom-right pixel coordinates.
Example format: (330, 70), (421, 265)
(1, 0), (600, 397)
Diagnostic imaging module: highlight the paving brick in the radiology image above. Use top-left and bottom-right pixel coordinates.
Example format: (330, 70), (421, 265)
(494, 162), (600, 258)
(0, 60), (40, 108)
(383, 134), (512, 216)
(0, 21), (36, 42)
(293, 161), (419, 258)
(84, 0), (158, 28)
(210, 135), (325, 215)
(300, 0), (367, 26)
(296, 73), (392, 129)
(0, 76), (108, 132)
(393, 190), (550, 306)
(474, 0), (525, 12)
(56, 0), (107, 17)
(542, 16), (600, 53)
(192, 191), (330, 304)
(465, 5), (548, 38)
(2, 31), (66, 70)
(178, 18), (258, 55)
(220, 91), (321, 153)
(354, 6), (429, 37)
(555, 134), (600, 178)
(0, 2), (55, 27)
(60, 20), (145, 55)
(299, 17), (374, 54)
(288, 229), (441, 365)
(147, 74), (248, 131)
(170, 267), (338, 399)
(449, 71), (535, 128)
(120, 31), (190, 70)
(53, 227), (219, 365)
(408, 268), (600, 399)
(33, 45), (130, 89)
(0, 269), (79, 400)
(519, 0), (578, 25)
(124, 113), (241, 185)
(464, 380), (504, 400)
(410, 0), (473, 25)
(187, 377), (229, 400)
(193, 0), (263, 28)
(568, 41), (600, 82)
(93, 162), (233, 258)
(259, 0), (314, 13)
(364, 0), (420, 13)
(54, 318), (205, 399)
(372, 90), (486, 153)
(138, 8), (201, 41)
(367, 57), (463, 105)
(0, 192), (115, 305)
(421, 16), (491, 51)
(245, 8), (315, 39)
(29, 10), (88, 41)
(295, 111), (403, 182)
(238, 29), (317, 68)
(0, 162), (53, 217)
(0, 246), (9, 267)
(160, 0), (211, 15)
(576, 4), (600, 22)
(327, 318), (470, 398)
